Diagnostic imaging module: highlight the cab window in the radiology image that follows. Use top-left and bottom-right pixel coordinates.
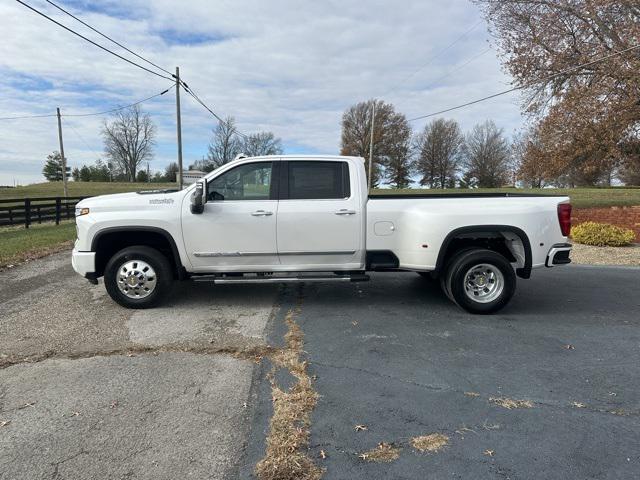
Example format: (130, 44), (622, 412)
(208, 162), (273, 201)
(287, 161), (350, 200)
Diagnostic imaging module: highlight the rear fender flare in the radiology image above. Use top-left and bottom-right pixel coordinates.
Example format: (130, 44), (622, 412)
(434, 225), (532, 279)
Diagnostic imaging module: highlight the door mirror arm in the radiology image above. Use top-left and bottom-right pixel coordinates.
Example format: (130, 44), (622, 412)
(191, 180), (207, 214)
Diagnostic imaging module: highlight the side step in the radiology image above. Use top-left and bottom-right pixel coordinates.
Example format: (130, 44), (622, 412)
(192, 273), (370, 284)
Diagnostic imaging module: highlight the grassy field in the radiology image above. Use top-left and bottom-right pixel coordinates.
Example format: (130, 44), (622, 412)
(1, 182), (639, 209)
(0, 181), (176, 200)
(371, 187), (640, 209)
(0, 221), (76, 268)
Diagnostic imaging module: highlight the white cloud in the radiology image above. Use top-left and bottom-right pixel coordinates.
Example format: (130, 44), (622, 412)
(0, 0), (522, 185)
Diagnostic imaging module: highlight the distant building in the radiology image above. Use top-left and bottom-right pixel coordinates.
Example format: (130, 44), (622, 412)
(183, 170), (206, 185)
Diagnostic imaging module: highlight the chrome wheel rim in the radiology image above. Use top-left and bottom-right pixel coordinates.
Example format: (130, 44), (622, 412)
(116, 259), (157, 299)
(463, 263), (504, 304)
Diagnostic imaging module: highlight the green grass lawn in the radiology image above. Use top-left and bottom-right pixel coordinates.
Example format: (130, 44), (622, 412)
(1, 182), (639, 209)
(0, 181), (176, 200)
(0, 221), (76, 268)
(371, 187), (640, 209)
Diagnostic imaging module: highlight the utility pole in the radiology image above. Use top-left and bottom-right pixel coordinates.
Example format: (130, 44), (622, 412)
(368, 100), (376, 192)
(175, 67), (184, 190)
(56, 107), (68, 198)
(147, 162), (150, 183)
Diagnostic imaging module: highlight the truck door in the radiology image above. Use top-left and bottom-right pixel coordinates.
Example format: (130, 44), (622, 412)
(276, 160), (364, 270)
(181, 161), (279, 271)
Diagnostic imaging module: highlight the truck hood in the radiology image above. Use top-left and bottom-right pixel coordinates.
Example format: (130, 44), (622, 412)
(76, 189), (184, 213)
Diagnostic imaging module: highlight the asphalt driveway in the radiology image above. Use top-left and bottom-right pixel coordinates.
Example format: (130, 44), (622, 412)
(243, 265), (640, 480)
(1, 253), (639, 480)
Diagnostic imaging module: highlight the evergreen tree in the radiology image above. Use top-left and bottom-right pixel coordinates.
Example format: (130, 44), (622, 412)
(42, 151), (70, 182)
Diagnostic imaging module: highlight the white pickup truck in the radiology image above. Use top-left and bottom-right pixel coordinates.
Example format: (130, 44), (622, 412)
(72, 155), (572, 314)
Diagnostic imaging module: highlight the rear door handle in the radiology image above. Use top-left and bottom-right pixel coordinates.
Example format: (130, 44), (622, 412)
(335, 209), (356, 215)
(251, 210), (273, 216)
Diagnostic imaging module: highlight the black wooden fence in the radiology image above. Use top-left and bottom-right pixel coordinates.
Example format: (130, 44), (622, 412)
(0, 196), (86, 228)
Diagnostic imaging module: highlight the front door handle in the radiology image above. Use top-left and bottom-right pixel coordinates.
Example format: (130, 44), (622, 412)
(335, 209), (356, 215)
(251, 210), (273, 216)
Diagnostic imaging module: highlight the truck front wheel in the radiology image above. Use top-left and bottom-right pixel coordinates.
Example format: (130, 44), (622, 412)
(443, 249), (516, 314)
(104, 246), (173, 309)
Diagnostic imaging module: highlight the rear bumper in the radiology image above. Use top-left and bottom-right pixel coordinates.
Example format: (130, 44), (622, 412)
(546, 243), (572, 267)
(72, 247), (96, 278)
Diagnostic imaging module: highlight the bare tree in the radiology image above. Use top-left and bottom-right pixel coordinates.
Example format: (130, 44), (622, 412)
(341, 99), (413, 188)
(463, 120), (511, 188)
(206, 116), (242, 170)
(415, 119), (463, 189)
(240, 132), (283, 157)
(102, 105), (156, 182)
(383, 111), (413, 189)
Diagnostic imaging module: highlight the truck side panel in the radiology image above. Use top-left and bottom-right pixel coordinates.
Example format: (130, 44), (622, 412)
(366, 196), (569, 271)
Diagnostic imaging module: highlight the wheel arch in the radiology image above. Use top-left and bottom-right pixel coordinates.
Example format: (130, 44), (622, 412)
(435, 225), (532, 279)
(91, 226), (186, 279)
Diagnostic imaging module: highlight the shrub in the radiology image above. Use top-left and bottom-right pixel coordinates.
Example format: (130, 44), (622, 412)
(572, 222), (636, 247)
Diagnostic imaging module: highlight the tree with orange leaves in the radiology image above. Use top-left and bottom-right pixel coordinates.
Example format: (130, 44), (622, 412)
(474, 0), (640, 185)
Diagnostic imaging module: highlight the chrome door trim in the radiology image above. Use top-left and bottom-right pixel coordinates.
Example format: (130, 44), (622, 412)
(193, 250), (356, 258)
(279, 250), (356, 256)
(193, 251), (274, 258)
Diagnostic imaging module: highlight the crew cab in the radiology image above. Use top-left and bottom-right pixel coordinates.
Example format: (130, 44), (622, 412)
(72, 155), (572, 314)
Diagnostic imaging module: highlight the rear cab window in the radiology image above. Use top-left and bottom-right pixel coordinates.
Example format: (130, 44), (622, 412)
(283, 161), (350, 200)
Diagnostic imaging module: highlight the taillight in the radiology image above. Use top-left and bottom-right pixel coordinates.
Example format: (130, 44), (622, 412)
(557, 203), (572, 237)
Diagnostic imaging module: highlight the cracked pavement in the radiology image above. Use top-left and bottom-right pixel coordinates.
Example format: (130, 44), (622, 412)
(0, 252), (279, 480)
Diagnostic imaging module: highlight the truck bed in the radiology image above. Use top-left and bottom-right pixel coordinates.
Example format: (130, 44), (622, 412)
(369, 192), (566, 199)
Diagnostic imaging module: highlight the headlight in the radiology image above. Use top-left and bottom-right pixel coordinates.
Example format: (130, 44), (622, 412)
(75, 207), (90, 217)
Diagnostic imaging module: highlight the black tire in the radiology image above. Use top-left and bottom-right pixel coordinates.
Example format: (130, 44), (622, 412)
(439, 247), (477, 304)
(440, 272), (455, 303)
(104, 246), (173, 309)
(444, 249), (516, 314)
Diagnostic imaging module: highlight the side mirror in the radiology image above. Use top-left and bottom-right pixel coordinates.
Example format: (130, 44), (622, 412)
(191, 180), (206, 214)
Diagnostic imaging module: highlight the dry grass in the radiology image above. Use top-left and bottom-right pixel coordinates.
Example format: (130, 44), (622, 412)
(411, 433), (449, 453)
(358, 443), (401, 463)
(255, 310), (323, 480)
(489, 397), (534, 409)
(0, 342), (276, 369)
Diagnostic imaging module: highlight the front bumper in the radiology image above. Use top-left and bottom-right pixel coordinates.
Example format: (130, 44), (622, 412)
(546, 243), (572, 267)
(72, 247), (96, 278)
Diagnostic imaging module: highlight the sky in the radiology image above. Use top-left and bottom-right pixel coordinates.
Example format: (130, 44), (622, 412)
(0, 0), (524, 186)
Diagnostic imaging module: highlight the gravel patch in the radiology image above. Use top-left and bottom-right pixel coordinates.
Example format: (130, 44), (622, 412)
(571, 242), (640, 266)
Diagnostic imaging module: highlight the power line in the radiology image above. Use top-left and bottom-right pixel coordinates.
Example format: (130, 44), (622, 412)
(380, 19), (483, 99)
(43, 0), (173, 77)
(0, 86), (173, 121)
(0, 112), (57, 121)
(64, 86), (173, 117)
(15, 0), (173, 81)
(181, 83), (250, 139)
(18, 1), (250, 140)
(62, 117), (102, 161)
(408, 43), (640, 122)
(395, 47), (491, 111)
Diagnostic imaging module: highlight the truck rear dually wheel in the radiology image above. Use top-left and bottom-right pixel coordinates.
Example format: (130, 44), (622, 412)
(443, 249), (515, 314)
(104, 246), (173, 309)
